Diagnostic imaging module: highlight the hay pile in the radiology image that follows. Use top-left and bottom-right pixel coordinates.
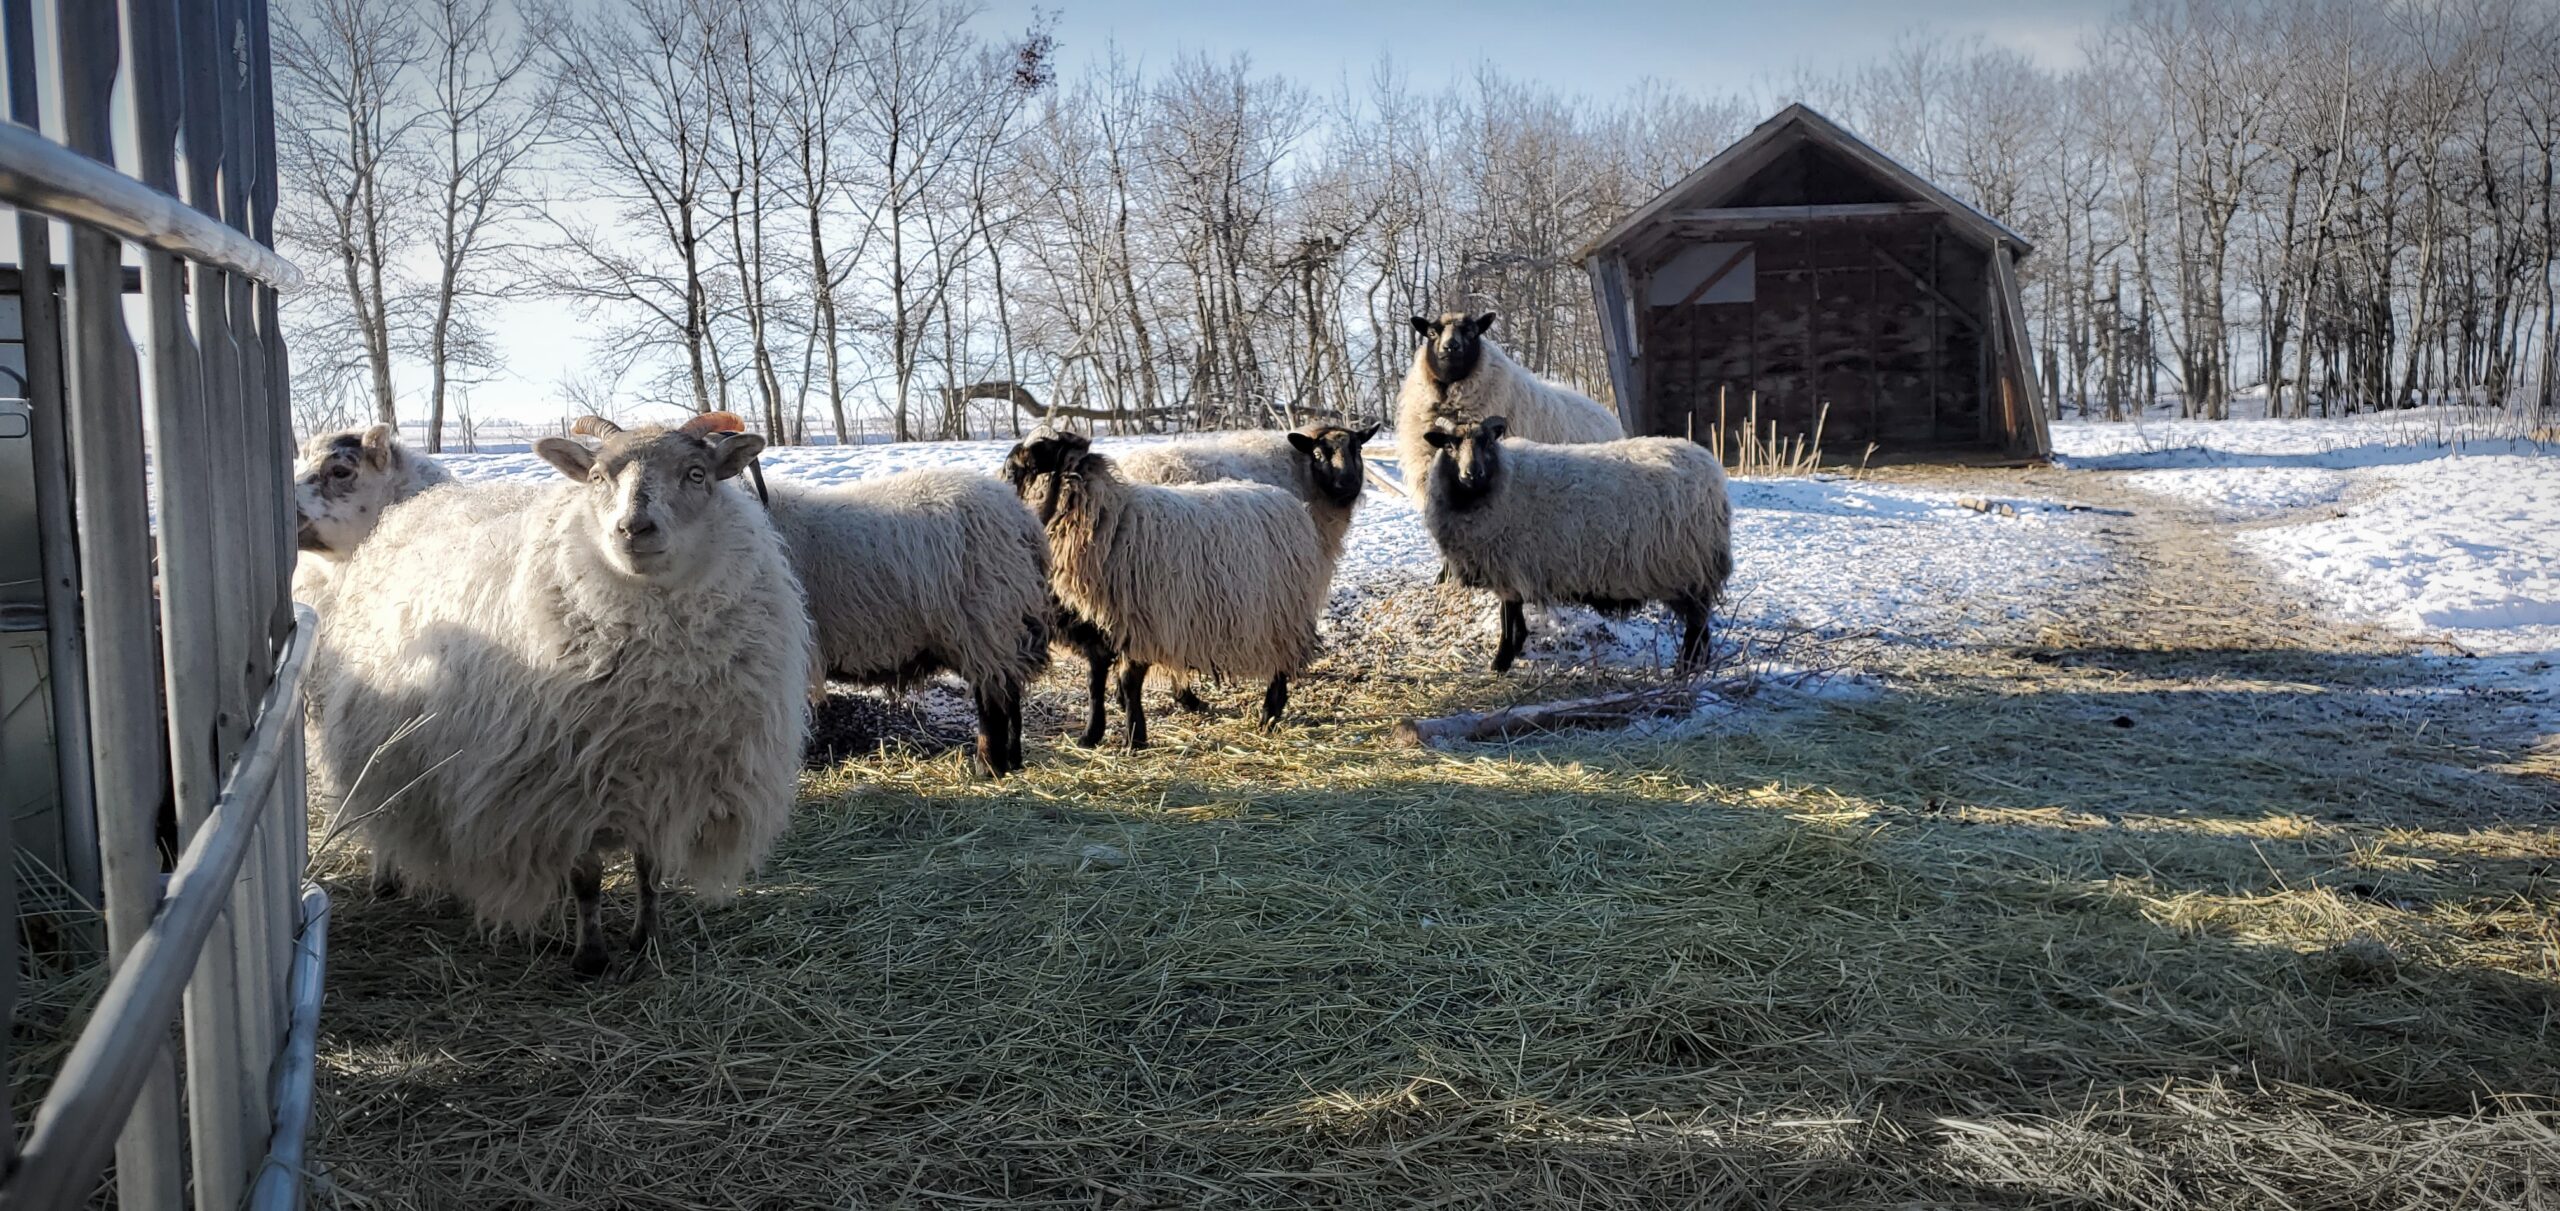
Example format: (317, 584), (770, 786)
(306, 482), (2559, 1208)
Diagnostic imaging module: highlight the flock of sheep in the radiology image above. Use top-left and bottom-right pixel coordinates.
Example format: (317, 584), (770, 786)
(292, 311), (1733, 976)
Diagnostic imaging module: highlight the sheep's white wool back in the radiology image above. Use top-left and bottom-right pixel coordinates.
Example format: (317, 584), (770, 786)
(1044, 465), (1328, 681)
(1423, 436), (1732, 609)
(312, 478), (814, 930)
(763, 469), (1050, 695)
(1396, 339), (1622, 492)
(1114, 431), (1355, 557)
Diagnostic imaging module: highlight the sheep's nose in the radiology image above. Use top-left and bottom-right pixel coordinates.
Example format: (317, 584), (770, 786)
(618, 516), (659, 540)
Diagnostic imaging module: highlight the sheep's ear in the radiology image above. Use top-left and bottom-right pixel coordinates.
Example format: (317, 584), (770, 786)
(1471, 311), (1497, 334)
(708, 433), (767, 480)
(360, 423), (398, 466)
(1286, 430), (1320, 456)
(1409, 315), (1436, 339)
(1421, 428), (1457, 450)
(1478, 416), (1510, 443)
(1354, 423), (1380, 445)
(535, 437), (595, 480)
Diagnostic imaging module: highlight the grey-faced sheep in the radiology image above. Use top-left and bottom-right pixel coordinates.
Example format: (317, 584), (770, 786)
(1003, 429), (1328, 750)
(311, 414), (814, 978)
(759, 467), (1052, 776)
(1397, 311), (1622, 494)
(1419, 415), (1731, 674)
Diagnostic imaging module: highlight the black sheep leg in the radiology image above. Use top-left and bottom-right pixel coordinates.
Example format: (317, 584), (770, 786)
(1673, 594), (1714, 675)
(570, 849), (608, 979)
(629, 849), (659, 954)
(1171, 682), (1211, 713)
(974, 684), (1009, 775)
(1260, 674), (1289, 731)
(1078, 644), (1112, 749)
(1490, 597), (1528, 673)
(1120, 659), (1151, 750)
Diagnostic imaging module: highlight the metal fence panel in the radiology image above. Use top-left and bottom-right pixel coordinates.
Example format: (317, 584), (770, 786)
(0, 0), (320, 1206)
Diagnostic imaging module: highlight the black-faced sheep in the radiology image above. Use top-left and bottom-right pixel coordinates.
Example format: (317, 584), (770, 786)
(1003, 429), (1328, 750)
(1113, 422), (1377, 558)
(1108, 422), (1374, 711)
(1397, 312), (1622, 494)
(311, 414), (814, 978)
(1419, 415), (1732, 674)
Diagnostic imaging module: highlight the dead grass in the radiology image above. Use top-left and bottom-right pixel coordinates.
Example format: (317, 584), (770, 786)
(306, 476), (2559, 1209)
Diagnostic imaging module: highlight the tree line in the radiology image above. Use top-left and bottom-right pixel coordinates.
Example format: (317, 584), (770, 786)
(274, 0), (2560, 448)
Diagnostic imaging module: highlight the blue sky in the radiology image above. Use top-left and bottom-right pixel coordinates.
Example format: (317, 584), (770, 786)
(975, 0), (2108, 100)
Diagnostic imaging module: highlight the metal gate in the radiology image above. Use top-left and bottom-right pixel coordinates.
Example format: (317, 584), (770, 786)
(0, 0), (324, 1208)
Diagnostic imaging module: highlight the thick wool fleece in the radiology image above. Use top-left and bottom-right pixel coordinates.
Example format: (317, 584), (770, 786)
(313, 478), (814, 929)
(1034, 456), (1328, 681)
(1422, 435), (1732, 609)
(763, 469), (1051, 697)
(1396, 338), (1622, 492)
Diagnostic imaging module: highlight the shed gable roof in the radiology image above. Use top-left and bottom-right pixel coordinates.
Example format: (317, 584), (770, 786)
(1580, 103), (2029, 261)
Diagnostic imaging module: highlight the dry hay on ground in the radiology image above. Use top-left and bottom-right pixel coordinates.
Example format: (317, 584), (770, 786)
(308, 486), (2558, 1209)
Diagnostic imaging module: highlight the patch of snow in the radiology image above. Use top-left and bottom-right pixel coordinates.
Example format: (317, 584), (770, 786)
(2120, 467), (2352, 521)
(2057, 411), (2560, 740)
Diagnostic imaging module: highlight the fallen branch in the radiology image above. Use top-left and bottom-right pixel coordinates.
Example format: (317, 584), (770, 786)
(940, 380), (1184, 425)
(1392, 686), (1696, 747)
(1364, 460), (1412, 503)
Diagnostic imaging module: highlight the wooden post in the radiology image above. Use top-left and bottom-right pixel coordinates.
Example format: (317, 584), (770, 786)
(1927, 225), (1941, 441)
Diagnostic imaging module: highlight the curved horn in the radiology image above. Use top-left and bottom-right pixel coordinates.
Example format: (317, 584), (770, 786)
(570, 415), (625, 438)
(680, 410), (748, 437)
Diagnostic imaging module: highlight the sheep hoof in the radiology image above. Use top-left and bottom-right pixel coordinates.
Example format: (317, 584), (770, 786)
(369, 873), (405, 900)
(1075, 729), (1103, 749)
(1171, 687), (1210, 714)
(571, 945), (610, 980)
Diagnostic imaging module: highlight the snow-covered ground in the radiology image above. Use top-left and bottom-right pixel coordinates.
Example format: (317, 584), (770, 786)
(2055, 409), (2560, 735)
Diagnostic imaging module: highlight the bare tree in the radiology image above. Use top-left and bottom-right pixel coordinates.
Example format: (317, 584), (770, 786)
(276, 0), (422, 428)
(417, 0), (552, 450)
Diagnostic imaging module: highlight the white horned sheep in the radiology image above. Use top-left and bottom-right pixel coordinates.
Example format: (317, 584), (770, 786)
(1396, 311), (1622, 494)
(754, 460), (1053, 776)
(312, 413), (814, 978)
(1003, 428), (1329, 750)
(1418, 415), (1732, 674)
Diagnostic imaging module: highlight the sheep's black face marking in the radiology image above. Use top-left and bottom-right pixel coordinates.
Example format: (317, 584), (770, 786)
(1425, 416), (1506, 511)
(1004, 430), (1095, 524)
(1288, 423), (1375, 509)
(539, 426), (765, 581)
(1414, 311), (1493, 387)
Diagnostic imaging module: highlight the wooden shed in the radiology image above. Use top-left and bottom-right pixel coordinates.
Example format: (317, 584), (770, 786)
(1582, 104), (2049, 462)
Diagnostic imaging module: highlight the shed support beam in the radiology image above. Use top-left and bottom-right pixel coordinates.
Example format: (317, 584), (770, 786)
(1866, 239), (1981, 332)
(1666, 202), (1936, 224)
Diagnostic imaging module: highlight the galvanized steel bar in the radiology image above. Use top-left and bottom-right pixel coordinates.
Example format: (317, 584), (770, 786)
(0, 124), (303, 292)
(0, 613), (317, 1211)
(52, 5), (187, 1206)
(247, 883), (331, 1211)
(123, 0), (258, 1203)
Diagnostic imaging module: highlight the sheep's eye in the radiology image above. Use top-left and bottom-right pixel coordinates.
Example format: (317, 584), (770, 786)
(329, 464), (354, 480)
(686, 466), (707, 485)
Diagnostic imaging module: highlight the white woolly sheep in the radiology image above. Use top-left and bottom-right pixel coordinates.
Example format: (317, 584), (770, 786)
(1418, 415), (1732, 674)
(1396, 311), (1622, 493)
(759, 468), (1052, 775)
(1003, 429), (1330, 750)
(311, 414), (815, 978)
(294, 423), (454, 559)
